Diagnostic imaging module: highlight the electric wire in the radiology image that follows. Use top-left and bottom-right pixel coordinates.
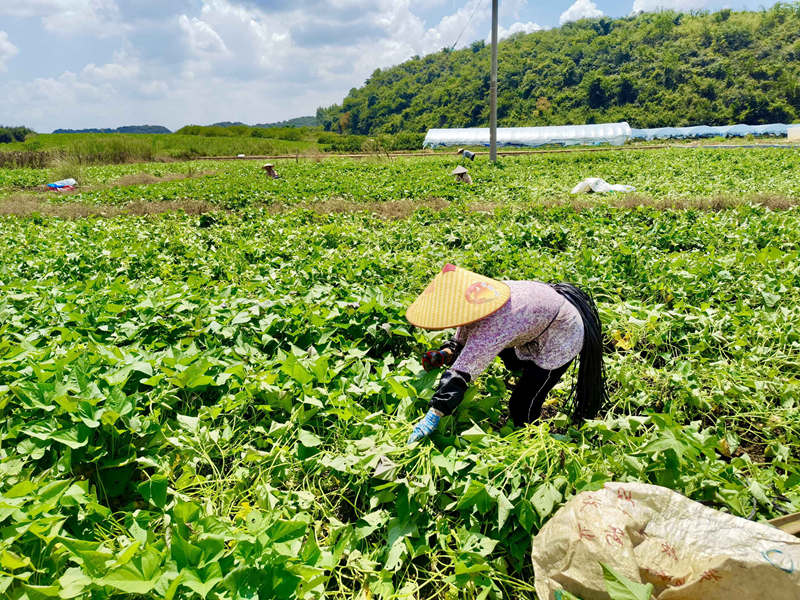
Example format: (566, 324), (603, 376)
(449, 0), (487, 51)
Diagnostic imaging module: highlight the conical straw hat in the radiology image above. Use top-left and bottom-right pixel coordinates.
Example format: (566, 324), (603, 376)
(406, 264), (510, 330)
(452, 165), (468, 175)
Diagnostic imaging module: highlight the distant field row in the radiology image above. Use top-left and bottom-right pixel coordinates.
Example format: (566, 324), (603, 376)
(3, 129), (795, 169)
(1, 147), (798, 210)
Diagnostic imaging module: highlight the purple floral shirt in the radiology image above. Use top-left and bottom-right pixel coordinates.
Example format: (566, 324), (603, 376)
(452, 281), (584, 377)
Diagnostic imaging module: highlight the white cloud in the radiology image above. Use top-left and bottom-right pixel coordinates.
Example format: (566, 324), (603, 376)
(0, 0), (123, 36)
(0, 0), (556, 131)
(559, 0), (604, 24)
(81, 50), (140, 81)
(139, 80), (169, 97)
(191, 0), (291, 71)
(412, 0), (490, 52)
(4, 71), (109, 124)
(631, 0), (712, 12)
(178, 15), (229, 55)
(497, 21), (543, 40)
(0, 31), (18, 71)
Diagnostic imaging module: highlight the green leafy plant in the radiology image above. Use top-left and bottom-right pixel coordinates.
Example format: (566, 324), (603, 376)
(602, 564), (654, 600)
(0, 150), (798, 599)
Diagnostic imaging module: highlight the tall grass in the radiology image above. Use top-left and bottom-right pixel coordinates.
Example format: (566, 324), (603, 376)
(62, 136), (158, 164)
(0, 133), (320, 167)
(0, 130), (428, 168)
(176, 124), (314, 141)
(0, 151), (50, 168)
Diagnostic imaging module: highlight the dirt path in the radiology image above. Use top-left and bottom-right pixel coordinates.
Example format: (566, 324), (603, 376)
(1, 194), (797, 220)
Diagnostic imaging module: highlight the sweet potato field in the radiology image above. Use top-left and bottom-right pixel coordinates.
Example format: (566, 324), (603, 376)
(1, 148), (799, 599)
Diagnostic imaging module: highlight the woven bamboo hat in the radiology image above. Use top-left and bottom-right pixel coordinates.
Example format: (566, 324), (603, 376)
(406, 263), (510, 330)
(452, 165), (468, 175)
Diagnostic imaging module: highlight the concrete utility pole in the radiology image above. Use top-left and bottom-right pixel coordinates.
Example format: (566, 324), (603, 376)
(490, 0), (498, 162)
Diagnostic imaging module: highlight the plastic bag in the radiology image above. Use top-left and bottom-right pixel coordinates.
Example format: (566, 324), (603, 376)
(571, 178), (635, 194)
(47, 178), (77, 191)
(531, 482), (799, 600)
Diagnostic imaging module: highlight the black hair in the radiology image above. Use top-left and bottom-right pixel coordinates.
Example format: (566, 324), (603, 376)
(550, 283), (608, 422)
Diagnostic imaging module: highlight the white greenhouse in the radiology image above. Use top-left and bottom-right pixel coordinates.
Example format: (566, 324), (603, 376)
(422, 122), (632, 148)
(630, 123), (790, 140)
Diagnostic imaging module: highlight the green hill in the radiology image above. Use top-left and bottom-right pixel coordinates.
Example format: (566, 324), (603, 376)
(52, 125), (171, 134)
(316, 5), (800, 134)
(209, 116), (318, 128)
(254, 116), (318, 128)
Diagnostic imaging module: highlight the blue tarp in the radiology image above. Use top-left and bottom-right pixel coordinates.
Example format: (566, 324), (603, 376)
(46, 178), (77, 190)
(631, 123), (790, 140)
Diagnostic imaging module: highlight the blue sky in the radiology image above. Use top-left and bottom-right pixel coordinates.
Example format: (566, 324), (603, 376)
(0, 0), (778, 132)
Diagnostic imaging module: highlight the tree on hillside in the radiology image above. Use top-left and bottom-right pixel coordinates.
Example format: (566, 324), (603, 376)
(317, 5), (800, 133)
(0, 126), (34, 143)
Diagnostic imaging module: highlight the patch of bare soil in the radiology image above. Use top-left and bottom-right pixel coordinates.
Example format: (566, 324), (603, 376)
(285, 193), (799, 217)
(267, 197), (453, 220)
(0, 195), (216, 218)
(1, 192), (796, 221)
(110, 171), (215, 186)
(565, 193), (799, 211)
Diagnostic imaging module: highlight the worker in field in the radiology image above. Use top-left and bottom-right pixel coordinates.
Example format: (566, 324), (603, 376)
(262, 163), (279, 178)
(406, 264), (606, 444)
(457, 148), (476, 161)
(452, 165), (473, 184)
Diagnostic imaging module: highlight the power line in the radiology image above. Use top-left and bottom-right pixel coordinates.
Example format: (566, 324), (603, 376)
(449, 0), (486, 51)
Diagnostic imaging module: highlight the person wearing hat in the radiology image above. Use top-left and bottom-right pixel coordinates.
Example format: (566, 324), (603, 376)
(452, 165), (472, 184)
(262, 163), (279, 178)
(457, 148), (476, 161)
(406, 264), (607, 444)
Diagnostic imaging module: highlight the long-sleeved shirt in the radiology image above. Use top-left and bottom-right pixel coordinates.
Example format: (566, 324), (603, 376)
(451, 280), (584, 377)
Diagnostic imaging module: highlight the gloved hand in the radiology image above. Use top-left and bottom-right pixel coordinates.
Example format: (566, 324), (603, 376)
(422, 349), (449, 371)
(408, 408), (442, 445)
(421, 340), (462, 371)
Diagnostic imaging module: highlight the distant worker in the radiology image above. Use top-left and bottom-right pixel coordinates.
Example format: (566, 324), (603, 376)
(452, 166), (473, 184)
(406, 264), (607, 444)
(262, 163), (279, 179)
(457, 148), (476, 161)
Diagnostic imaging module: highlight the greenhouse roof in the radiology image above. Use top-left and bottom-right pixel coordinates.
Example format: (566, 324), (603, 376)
(422, 122), (631, 148)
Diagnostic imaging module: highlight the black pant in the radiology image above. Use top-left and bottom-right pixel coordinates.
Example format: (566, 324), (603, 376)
(499, 349), (573, 426)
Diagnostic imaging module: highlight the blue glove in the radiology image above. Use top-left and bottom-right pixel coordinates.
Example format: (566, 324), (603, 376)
(408, 409), (441, 445)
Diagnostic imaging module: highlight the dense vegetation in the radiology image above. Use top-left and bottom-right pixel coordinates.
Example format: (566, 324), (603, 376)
(0, 148), (798, 598)
(0, 133), (319, 168)
(257, 115), (318, 128)
(317, 5), (800, 134)
(176, 125), (315, 142)
(52, 126), (172, 134)
(210, 116), (318, 128)
(0, 128), (432, 168)
(315, 131), (426, 152)
(0, 125), (34, 144)
(174, 126), (425, 152)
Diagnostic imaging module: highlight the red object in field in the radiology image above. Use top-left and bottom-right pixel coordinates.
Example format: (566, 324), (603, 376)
(422, 348), (454, 371)
(422, 350), (441, 371)
(47, 178), (77, 191)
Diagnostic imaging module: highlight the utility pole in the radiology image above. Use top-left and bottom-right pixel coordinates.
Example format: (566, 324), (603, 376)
(490, 0), (498, 162)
